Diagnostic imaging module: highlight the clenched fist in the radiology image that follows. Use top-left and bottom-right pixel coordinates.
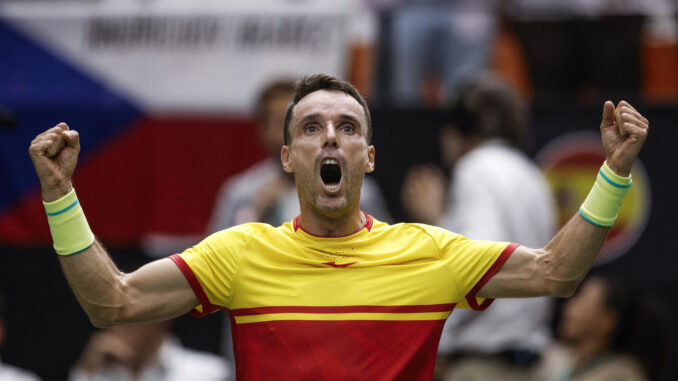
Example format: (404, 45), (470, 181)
(29, 122), (80, 202)
(601, 101), (649, 177)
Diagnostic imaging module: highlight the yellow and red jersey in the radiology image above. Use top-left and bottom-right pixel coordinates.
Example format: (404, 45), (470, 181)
(171, 214), (516, 380)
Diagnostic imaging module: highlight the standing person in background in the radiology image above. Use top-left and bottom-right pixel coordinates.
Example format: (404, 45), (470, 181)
(402, 74), (557, 381)
(208, 80), (299, 230)
(0, 291), (41, 381)
(387, 0), (499, 106)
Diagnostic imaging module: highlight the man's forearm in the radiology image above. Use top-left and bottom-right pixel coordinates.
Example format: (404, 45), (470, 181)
(478, 212), (609, 299)
(479, 162), (631, 298)
(29, 124), (199, 328)
(536, 214), (609, 296)
(44, 188), (197, 326)
(58, 240), (199, 327)
(58, 240), (130, 327)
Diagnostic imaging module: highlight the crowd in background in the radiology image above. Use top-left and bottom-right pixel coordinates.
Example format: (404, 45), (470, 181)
(1, 0), (678, 380)
(335, 0), (675, 107)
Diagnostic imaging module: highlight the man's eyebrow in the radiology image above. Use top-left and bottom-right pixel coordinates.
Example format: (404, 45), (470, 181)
(298, 114), (322, 124)
(297, 113), (362, 125)
(337, 114), (361, 124)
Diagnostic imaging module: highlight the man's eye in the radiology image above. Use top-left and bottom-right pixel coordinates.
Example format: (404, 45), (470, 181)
(342, 125), (354, 133)
(305, 125), (318, 133)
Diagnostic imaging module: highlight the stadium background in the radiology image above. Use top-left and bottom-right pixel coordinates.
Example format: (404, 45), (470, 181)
(0, 1), (677, 379)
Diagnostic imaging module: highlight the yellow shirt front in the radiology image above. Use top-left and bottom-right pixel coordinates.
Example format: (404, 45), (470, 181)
(171, 214), (516, 380)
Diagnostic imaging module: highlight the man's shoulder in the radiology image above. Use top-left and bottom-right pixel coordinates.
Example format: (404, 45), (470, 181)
(213, 221), (282, 238)
(375, 220), (458, 241)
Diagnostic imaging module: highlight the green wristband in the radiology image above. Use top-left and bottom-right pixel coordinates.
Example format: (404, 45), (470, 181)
(43, 188), (95, 255)
(579, 161), (632, 227)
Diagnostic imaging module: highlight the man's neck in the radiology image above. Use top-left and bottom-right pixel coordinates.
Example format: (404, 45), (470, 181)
(297, 206), (366, 237)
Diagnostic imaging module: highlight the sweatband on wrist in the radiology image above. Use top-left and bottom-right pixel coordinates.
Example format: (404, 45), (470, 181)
(579, 161), (632, 227)
(43, 188), (95, 255)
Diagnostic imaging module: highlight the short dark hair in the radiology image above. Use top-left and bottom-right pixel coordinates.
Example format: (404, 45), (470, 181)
(444, 74), (528, 147)
(254, 79), (296, 125)
(283, 74), (371, 145)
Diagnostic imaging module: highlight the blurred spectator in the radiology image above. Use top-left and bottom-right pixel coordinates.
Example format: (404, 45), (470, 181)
(0, 291), (41, 381)
(401, 74), (557, 381)
(385, 0), (500, 106)
(536, 275), (674, 381)
(342, 0), (380, 99)
(208, 80), (298, 229)
(68, 320), (229, 381)
(509, 0), (676, 103)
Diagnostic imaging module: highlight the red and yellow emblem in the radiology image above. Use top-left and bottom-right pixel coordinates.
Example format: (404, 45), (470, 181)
(537, 132), (651, 264)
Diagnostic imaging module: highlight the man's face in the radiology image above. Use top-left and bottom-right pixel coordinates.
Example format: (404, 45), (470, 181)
(258, 91), (294, 157)
(558, 278), (616, 343)
(281, 90), (375, 216)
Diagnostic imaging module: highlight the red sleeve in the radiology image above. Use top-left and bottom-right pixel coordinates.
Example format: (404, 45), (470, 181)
(464, 243), (519, 311)
(169, 254), (219, 317)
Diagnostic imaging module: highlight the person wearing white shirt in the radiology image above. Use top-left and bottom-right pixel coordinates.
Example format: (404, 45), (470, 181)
(402, 74), (557, 381)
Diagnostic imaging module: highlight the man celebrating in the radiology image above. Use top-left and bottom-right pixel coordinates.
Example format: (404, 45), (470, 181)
(29, 74), (648, 380)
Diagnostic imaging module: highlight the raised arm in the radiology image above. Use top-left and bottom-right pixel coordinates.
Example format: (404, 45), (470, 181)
(478, 101), (649, 298)
(29, 123), (198, 327)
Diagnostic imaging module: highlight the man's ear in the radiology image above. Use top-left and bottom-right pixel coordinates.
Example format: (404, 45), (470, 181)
(365, 145), (375, 173)
(281, 145), (294, 173)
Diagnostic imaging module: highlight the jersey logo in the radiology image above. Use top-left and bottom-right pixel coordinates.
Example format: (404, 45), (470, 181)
(323, 261), (358, 268)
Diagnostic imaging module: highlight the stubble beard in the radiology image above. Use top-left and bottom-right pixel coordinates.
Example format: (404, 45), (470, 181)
(295, 164), (364, 219)
(313, 193), (350, 217)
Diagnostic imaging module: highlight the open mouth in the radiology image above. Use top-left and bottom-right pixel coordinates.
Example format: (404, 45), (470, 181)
(320, 158), (342, 191)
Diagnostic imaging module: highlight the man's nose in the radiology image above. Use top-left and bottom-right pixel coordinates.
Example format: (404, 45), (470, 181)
(323, 123), (338, 147)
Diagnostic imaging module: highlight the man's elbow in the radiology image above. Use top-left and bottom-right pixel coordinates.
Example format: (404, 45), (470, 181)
(86, 306), (127, 328)
(533, 252), (583, 297)
(547, 279), (581, 298)
(81, 287), (135, 328)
